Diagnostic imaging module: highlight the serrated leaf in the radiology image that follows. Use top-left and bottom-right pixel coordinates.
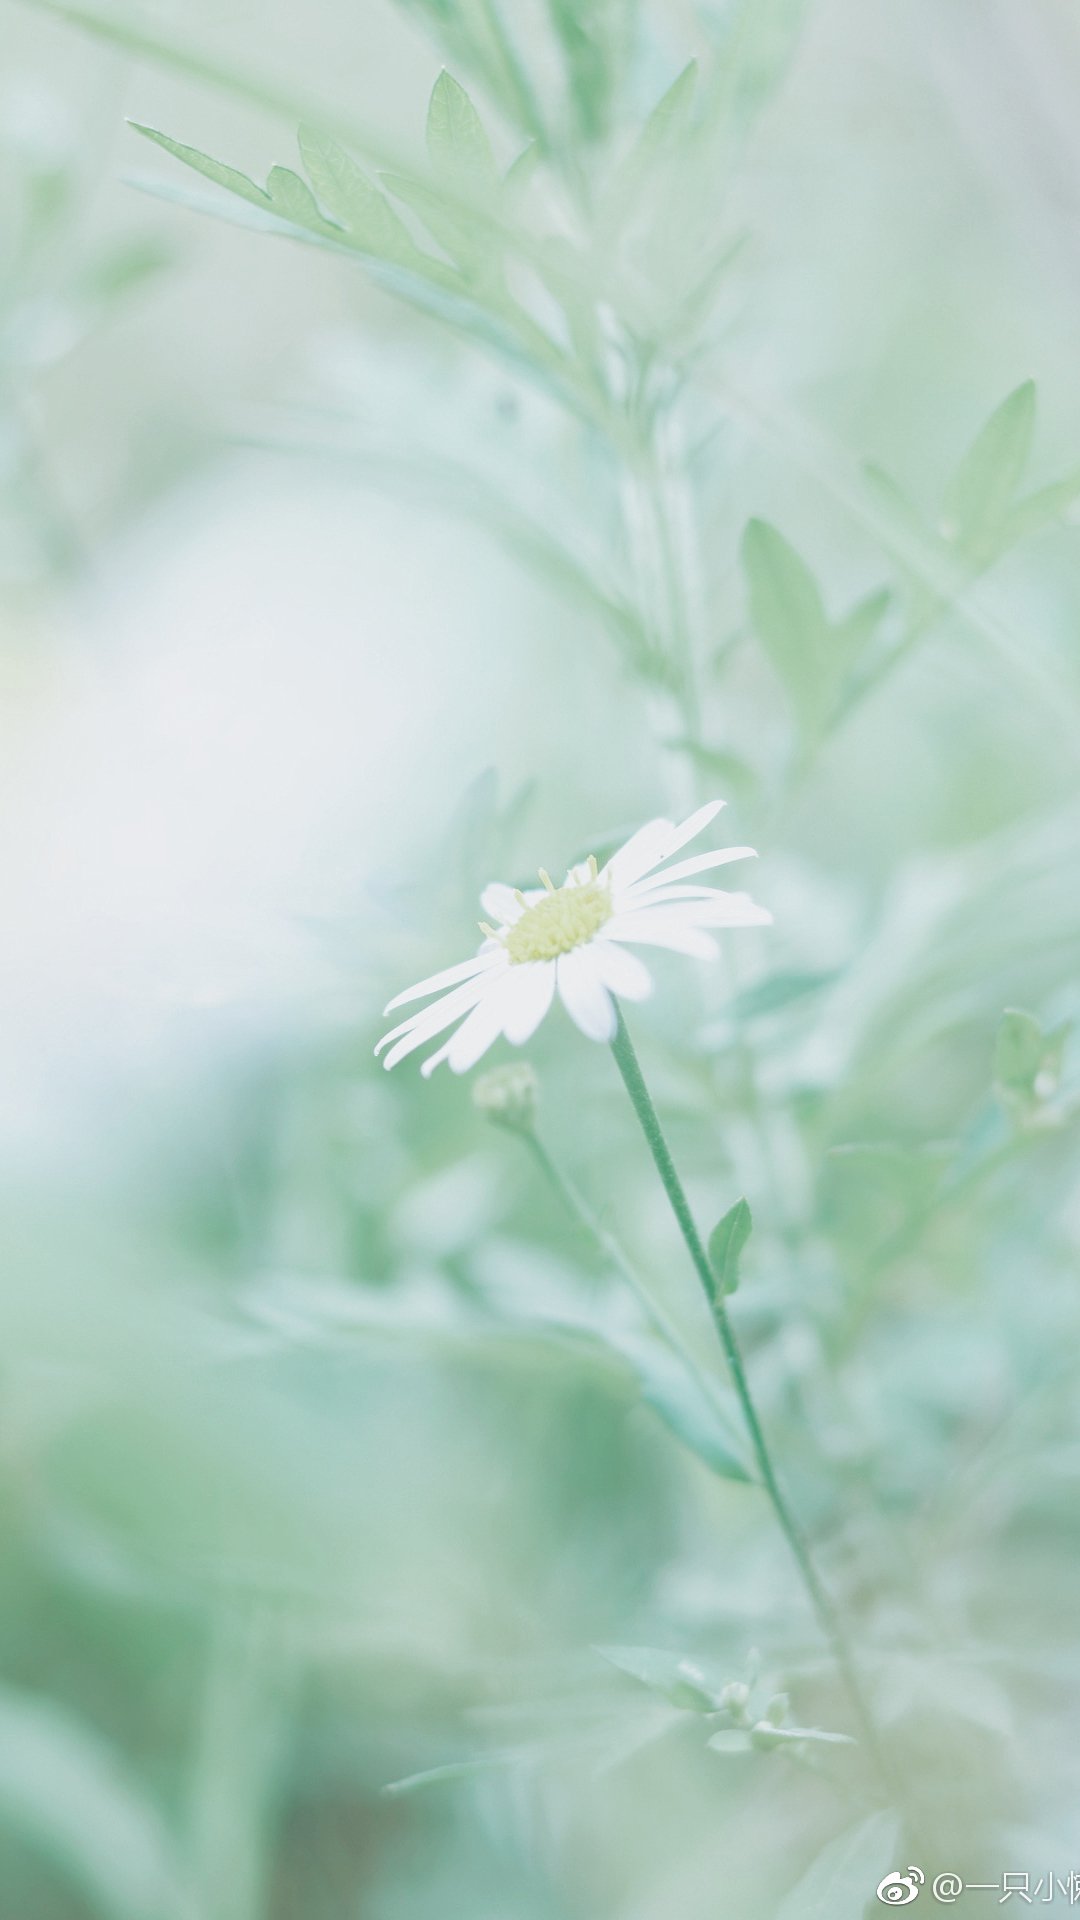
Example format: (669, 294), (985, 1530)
(427, 70), (497, 187)
(382, 171), (500, 282)
(942, 380), (1036, 559)
(707, 1198), (752, 1298)
(617, 1332), (753, 1482)
(994, 1007), (1045, 1096)
(129, 122), (269, 209)
(595, 1644), (718, 1711)
(297, 126), (419, 261)
(741, 518), (832, 731)
(775, 1811), (901, 1920)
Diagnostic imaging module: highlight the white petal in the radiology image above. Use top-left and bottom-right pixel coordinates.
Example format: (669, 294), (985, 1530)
(589, 941), (654, 1002)
(621, 882), (727, 906)
(376, 971), (497, 1066)
(658, 799), (726, 860)
(601, 817), (675, 890)
(630, 845), (757, 892)
(480, 882), (525, 925)
(556, 947), (617, 1041)
(446, 979), (518, 1074)
(677, 895), (773, 928)
(606, 912), (719, 959)
(383, 947), (502, 1014)
(501, 962), (556, 1043)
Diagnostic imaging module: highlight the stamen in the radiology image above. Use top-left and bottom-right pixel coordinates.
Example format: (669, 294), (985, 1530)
(514, 889), (527, 906)
(478, 920), (499, 938)
(538, 868), (555, 892)
(586, 853), (598, 880)
(505, 874), (613, 964)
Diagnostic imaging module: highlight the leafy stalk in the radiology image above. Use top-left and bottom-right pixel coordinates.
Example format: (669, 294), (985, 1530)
(608, 1003), (896, 1801)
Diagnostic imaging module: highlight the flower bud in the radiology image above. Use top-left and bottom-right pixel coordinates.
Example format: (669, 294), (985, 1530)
(472, 1061), (539, 1133)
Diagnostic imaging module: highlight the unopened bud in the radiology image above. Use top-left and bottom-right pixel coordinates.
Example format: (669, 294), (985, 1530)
(472, 1061), (539, 1133)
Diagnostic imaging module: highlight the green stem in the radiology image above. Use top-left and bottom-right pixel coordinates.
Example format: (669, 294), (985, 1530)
(608, 1003), (893, 1795)
(520, 1130), (748, 1458)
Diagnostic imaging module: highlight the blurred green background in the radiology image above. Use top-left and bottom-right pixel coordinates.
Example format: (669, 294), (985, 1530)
(2, 1), (1080, 1914)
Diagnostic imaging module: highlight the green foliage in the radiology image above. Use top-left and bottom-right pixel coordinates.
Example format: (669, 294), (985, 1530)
(7, 3), (1080, 1917)
(774, 1813), (901, 1920)
(426, 69), (497, 186)
(942, 379), (1036, 562)
(740, 518), (885, 736)
(707, 1196), (752, 1297)
(618, 1332), (754, 1480)
(596, 1643), (720, 1710)
(297, 124), (421, 258)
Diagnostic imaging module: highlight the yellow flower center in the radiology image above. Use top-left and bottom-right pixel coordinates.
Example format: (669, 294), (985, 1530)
(504, 867), (612, 964)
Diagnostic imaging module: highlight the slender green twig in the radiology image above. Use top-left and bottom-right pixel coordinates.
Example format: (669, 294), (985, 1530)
(608, 1002), (894, 1796)
(520, 1129), (753, 1467)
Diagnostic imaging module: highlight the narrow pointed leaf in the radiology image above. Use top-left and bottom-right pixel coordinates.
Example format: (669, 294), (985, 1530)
(129, 122), (269, 209)
(707, 1198), (752, 1298)
(942, 380), (1036, 558)
(741, 518), (831, 729)
(617, 1332), (754, 1482)
(636, 60), (698, 163)
(775, 1812), (901, 1920)
(596, 1644), (718, 1711)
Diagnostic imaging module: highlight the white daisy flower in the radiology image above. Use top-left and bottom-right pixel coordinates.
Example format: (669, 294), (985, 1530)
(376, 799), (771, 1077)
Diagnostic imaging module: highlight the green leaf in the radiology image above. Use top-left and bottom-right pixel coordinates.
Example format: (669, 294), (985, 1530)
(503, 140), (540, 200)
(635, 60), (699, 165)
(129, 122), (269, 209)
(617, 1332), (753, 1482)
(265, 164), (331, 231)
(775, 1811), (902, 1920)
(834, 585), (891, 661)
(297, 127), (420, 261)
(740, 518), (831, 731)
(383, 1754), (517, 1797)
(861, 461), (937, 566)
(1001, 470), (1080, 547)
(942, 380), (1036, 560)
(0, 1689), (182, 1920)
(707, 1198), (752, 1298)
(426, 70), (497, 187)
(751, 1722), (856, 1750)
(595, 1644), (719, 1711)
(706, 1728), (753, 1755)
